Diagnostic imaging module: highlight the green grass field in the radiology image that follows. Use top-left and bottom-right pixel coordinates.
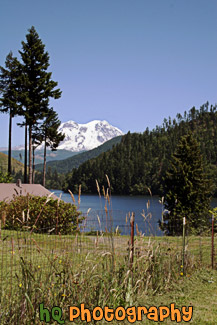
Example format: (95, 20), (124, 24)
(0, 229), (216, 324)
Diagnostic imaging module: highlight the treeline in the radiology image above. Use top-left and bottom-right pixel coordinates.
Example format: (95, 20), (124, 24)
(63, 102), (217, 196)
(10, 167), (64, 190)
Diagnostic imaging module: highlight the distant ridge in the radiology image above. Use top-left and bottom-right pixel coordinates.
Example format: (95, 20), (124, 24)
(0, 152), (24, 174)
(35, 135), (123, 174)
(0, 149), (79, 165)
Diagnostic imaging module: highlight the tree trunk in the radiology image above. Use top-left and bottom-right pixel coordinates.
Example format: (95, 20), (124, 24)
(32, 146), (35, 184)
(24, 122), (28, 183)
(28, 125), (32, 184)
(43, 137), (47, 187)
(8, 110), (12, 174)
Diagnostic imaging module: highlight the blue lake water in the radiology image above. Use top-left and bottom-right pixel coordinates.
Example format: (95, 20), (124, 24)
(51, 190), (217, 236)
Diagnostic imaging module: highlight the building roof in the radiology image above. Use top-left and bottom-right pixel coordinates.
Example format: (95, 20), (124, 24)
(0, 182), (58, 202)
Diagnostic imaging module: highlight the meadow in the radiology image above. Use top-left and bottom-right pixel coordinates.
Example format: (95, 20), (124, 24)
(0, 222), (216, 324)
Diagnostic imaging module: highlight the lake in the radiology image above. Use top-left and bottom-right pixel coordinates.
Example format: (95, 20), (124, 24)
(51, 190), (217, 236)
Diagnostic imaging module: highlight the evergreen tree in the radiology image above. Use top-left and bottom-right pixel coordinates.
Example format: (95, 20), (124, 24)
(0, 52), (20, 174)
(38, 108), (64, 186)
(19, 26), (61, 184)
(32, 124), (42, 183)
(160, 133), (212, 235)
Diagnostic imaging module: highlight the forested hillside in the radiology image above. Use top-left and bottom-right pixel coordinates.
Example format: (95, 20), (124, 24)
(35, 135), (123, 173)
(0, 152), (24, 174)
(63, 103), (217, 196)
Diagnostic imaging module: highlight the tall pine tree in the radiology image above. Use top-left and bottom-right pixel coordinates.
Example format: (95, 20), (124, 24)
(0, 52), (21, 174)
(160, 133), (212, 235)
(19, 26), (61, 183)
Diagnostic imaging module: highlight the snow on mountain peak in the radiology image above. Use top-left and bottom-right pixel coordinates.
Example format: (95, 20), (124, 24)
(57, 120), (124, 151)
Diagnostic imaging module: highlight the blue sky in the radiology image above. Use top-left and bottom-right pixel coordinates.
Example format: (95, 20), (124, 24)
(0, 0), (217, 147)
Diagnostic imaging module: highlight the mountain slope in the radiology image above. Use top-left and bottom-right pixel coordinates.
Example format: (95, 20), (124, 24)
(35, 135), (123, 174)
(0, 152), (24, 174)
(1, 120), (123, 164)
(0, 149), (79, 165)
(63, 103), (217, 196)
(56, 120), (123, 151)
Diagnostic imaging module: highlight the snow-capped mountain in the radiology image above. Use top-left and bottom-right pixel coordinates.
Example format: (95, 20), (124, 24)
(7, 120), (123, 152)
(57, 120), (124, 152)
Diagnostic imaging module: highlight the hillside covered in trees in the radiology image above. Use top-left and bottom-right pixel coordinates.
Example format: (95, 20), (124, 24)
(0, 152), (24, 174)
(35, 135), (122, 174)
(63, 103), (217, 196)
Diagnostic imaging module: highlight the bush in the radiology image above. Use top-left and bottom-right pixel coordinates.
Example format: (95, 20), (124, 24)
(0, 171), (12, 183)
(0, 195), (82, 234)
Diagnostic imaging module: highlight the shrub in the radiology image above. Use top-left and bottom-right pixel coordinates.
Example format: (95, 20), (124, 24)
(0, 171), (12, 183)
(0, 195), (82, 234)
